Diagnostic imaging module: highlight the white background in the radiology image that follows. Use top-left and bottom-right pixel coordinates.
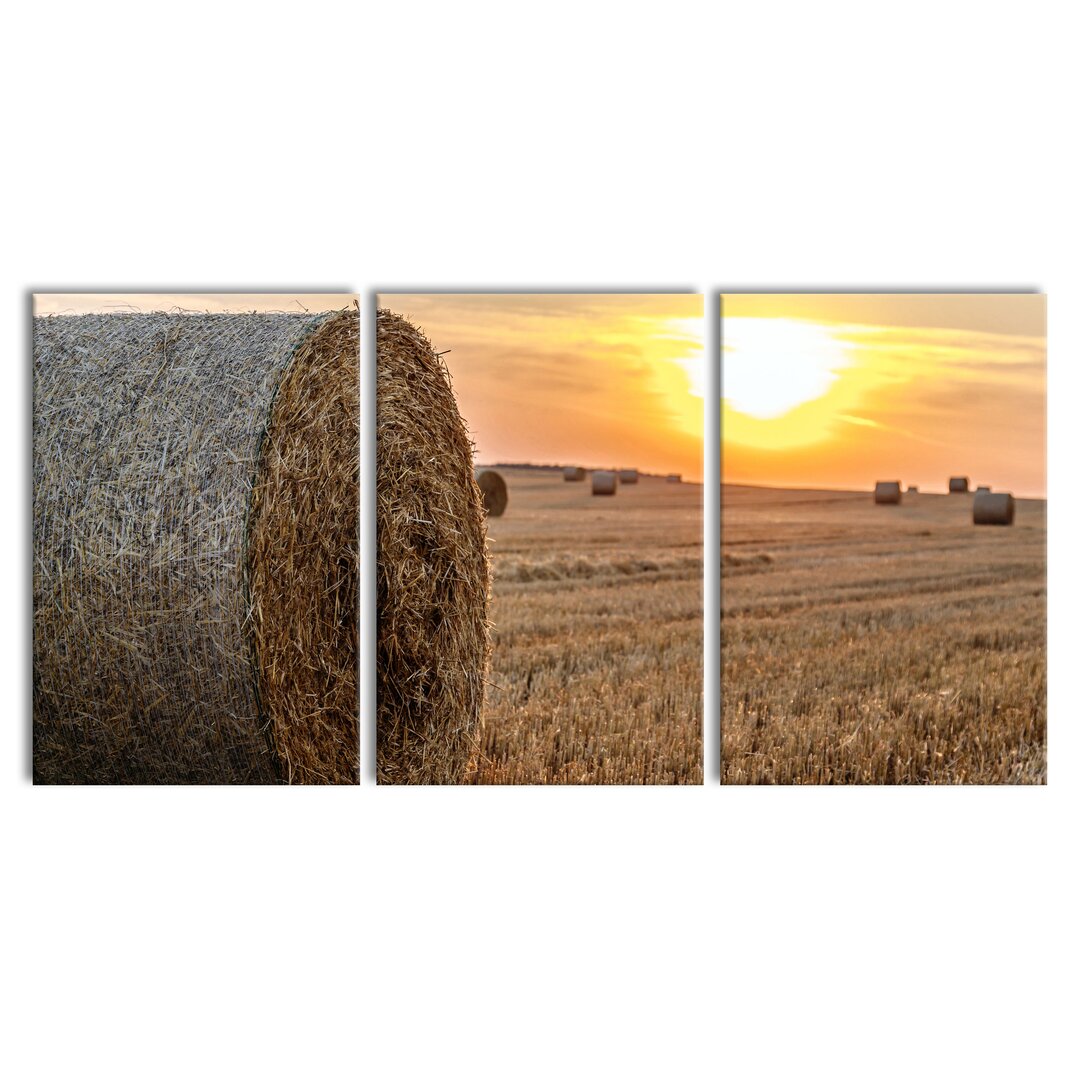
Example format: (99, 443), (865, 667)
(2, 2), (1076, 1077)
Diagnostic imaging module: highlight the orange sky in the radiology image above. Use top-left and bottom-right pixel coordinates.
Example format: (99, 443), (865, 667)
(722, 294), (1046, 498)
(380, 294), (705, 483)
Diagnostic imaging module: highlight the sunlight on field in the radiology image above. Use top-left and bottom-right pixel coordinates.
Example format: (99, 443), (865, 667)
(472, 468), (703, 784)
(721, 485), (1046, 784)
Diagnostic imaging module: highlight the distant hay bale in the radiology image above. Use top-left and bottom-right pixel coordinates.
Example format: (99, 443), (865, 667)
(973, 490), (1015, 525)
(949, 476), (970, 493)
(377, 310), (490, 784)
(592, 470), (617, 496)
(563, 466), (586, 482)
(907, 485), (919, 494)
(976, 485), (991, 493)
(666, 473), (681, 483)
(618, 468), (639, 484)
(874, 481), (902, 505)
(475, 468), (508, 516)
(33, 308), (359, 784)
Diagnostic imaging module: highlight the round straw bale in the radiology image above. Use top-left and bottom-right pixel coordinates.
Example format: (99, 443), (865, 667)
(592, 470), (617, 495)
(949, 476), (970, 493)
(666, 473), (682, 483)
(618, 468), (639, 484)
(874, 481), (902, 504)
(475, 468), (508, 516)
(563, 466), (586, 482)
(33, 308), (359, 784)
(976, 485), (991, 493)
(973, 490), (1015, 525)
(377, 310), (490, 784)
(907, 485), (918, 494)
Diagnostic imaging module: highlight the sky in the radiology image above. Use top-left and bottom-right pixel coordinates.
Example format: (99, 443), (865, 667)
(33, 294), (356, 314)
(380, 294), (706, 483)
(722, 294), (1046, 498)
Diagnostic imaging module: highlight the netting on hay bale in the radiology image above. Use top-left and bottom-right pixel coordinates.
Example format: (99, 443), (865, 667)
(376, 310), (491, 784)
(33, 308), (359, 784)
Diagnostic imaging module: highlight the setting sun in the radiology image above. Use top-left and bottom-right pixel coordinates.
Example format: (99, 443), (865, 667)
(723, 317), (852, 419)
(722, 294), (1046, 497)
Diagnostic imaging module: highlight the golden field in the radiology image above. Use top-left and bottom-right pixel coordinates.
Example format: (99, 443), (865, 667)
(472, 467), (703, 784)
(721, 485), (1047, 784)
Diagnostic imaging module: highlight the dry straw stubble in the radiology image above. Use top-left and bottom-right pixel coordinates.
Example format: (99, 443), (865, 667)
(33, 307), (359, 784)
(376, 309), (491, 784)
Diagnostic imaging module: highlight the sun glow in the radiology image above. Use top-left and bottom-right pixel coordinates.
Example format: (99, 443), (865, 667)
(721, 295), (1046, 497)
(723, 318), (852, 419)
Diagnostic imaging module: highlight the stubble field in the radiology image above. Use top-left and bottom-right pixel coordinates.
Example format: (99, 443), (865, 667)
(472, 468), (703, 784)
(721, 485), (1047, 784)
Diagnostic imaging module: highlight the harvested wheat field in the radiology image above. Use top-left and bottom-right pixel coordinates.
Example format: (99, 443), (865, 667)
(472, 467), (703, 784)
(721, 485), (1046, 784)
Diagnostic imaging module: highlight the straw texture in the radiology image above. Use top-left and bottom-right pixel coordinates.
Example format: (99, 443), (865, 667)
(33, 308), (359, 784)
(475, 469), (508, 517)
(377, 310), (491, 784)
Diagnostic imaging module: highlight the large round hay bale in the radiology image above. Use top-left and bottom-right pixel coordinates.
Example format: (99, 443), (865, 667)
(973, 490), (1015, 525)
(563, 466), (586, 482)
(475, 468), (508, 516)
(949, 476), (970, 493)
(377, 310), (490, 784)
(617, 468), (639, 484)
(592, 470), (617, 495)
(874, 481), (901, 504)
(33, 308), (359, 784)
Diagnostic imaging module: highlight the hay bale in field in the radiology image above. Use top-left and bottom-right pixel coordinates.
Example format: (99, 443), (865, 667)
(874, 481), (902, 504)
(973, 490), (1015, 525)
(563, 466), (586, 482)
(976, 485), (991, 493)
(907, 485), (919, 494)
(617, 468), (639, 484)
(592, 470), (617, 496)
(949, 476), (970, 493)
(666, 473), (681, 483)
(33, 308), (359, 784)
(475, 468), (508, 516)
(377, 310), (490, 784)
